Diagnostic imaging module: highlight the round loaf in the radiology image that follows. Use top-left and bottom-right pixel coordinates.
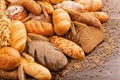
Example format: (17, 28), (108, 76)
(0, 47), (21, 70)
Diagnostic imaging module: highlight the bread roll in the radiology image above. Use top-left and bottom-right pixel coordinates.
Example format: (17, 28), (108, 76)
(0, 47), (21, 70)
(24, 20), (54, 36)
(86, 12), (109, 23)
(9, 20), (27, 53)
(22, 0), (41, 15)
(6, 5), (28, 20)
(74, 0), (103, 11)
(53, 9), (71, 35)
(39, 1), (54, 14)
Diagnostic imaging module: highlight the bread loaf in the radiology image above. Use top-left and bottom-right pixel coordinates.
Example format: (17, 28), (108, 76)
(21, 53), (51, 80)
(9, 20), (27, 53)
(0, 47), (21, 70)
(53, 9), (71, 35)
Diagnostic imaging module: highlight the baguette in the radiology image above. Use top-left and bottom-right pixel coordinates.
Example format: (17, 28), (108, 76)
(50, 36), (85, 59)
(86, 12), (109, 23)
(64, 8), (102, 29)
(21, 53), (51, 80)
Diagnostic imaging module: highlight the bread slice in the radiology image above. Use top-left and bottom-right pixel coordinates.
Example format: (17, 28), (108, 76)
(65, 22), (105, 53)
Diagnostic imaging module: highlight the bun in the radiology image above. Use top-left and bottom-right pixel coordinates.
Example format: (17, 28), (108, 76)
(0, 47), (21, 70)
(6, 5), (28, 20)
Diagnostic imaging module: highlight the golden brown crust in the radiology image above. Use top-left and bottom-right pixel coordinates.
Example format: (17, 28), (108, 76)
(22, 0), (41, 15)
(53, 9), (71, 35)
(0, 47), (21, 70)
(86, 12), (109, 23)
(20, 54), (51, 80)
(9, 20), (27, 53)
(24, 20), (54, 36)
(39, 1), (54, 14)
(50, 36), (85, 59)
(50, 0), (63, 4)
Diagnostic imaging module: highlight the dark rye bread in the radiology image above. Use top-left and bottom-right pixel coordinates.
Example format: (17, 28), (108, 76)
(65, 22), (105, 53)
(26, 40), (68, 71)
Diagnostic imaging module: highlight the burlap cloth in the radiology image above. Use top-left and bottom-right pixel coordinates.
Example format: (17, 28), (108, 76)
(52, 0), (120, 80)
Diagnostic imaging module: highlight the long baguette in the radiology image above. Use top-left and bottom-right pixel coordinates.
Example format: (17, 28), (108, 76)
(21, 53), (51, 80)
